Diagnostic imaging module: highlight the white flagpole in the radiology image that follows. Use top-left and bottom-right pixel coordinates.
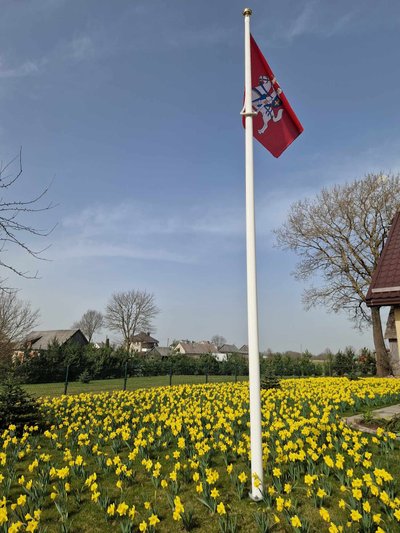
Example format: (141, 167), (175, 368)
(241, 7), (264, 500)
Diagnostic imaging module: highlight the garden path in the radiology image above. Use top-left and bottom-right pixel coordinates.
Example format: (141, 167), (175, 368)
(346, 403), (400, 434)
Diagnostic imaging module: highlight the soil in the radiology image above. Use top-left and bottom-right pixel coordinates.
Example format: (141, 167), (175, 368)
(355, 417), (387, 430)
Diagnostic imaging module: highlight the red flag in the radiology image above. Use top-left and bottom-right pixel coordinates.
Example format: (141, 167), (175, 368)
(243, 35), (303, 158)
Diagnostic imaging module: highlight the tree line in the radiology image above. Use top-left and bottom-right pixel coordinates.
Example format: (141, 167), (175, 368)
(12, 343), (376, 385)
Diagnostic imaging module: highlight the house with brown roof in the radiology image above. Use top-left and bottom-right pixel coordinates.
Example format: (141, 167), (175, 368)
(129, 332), (159, 354)
(14, 329), (89, 361)
(218, 343), (239, 354)
(175, 341), (218, 358)
(147, 346), (174, 359)
(366, 211), (400, 374)
(24, 329), (88, 350)
(239, 344), (249, 356)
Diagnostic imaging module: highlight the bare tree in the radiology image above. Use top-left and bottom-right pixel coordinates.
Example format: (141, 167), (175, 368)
(72, 309), (104, 342)
(275, 173), (400, 376)
(105, 290), (159, 347)
(0, 149), (54, 285)
(211, 334), (226, 348)
(0, 290), (39, 359)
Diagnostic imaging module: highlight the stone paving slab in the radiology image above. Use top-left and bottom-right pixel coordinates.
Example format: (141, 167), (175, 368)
(346, 403), (400, 434)
(373, 405), (400, 418)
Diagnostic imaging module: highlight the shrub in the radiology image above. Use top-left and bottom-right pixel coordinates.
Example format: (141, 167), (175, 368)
(0, 376), (42, 433)
(356, 348), (376, 376)
(384, 413), (400, 432)
(79, 369), (91, 383)
(261, 364), (281, 390)
(333, 347), (356, 376)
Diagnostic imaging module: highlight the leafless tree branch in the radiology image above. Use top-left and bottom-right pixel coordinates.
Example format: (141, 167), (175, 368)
(72, 309), (104, 343)
(0, 149), (56, 284)
(0, 290), (39, 345)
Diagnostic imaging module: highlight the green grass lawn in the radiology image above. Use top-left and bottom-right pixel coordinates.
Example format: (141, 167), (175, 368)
(23, 374), (248, 397)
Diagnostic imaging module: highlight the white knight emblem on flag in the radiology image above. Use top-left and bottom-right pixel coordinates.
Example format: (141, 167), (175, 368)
(252, 75), (283, 134)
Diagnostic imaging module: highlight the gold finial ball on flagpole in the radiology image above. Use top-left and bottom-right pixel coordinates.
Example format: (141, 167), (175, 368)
(243, 7), (252, 16)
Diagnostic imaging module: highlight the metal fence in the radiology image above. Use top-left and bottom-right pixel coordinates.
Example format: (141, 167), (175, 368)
(23, 371), (248, 397)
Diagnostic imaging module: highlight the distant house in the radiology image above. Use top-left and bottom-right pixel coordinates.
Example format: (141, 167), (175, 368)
(25, 329), (88, 350)
(14, 329), (89, 361)
(129, 332), (159, 354)
(239, 345), (249, 356)
(147, 346), (174, 359)
(92, 338), (111, 350)
(218, 344), (239, 356)
(175, 341), (218, 358)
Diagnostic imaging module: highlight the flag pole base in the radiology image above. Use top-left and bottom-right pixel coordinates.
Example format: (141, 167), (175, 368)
(249, 491), (263, 502)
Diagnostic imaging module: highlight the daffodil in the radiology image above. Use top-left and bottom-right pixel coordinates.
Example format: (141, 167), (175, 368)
(216, 502), (226, 515)
(290, 515), (302, 528)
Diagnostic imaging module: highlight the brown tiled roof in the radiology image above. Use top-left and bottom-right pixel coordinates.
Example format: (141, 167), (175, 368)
(130, 332), (158, 343)
(366, 212), (400, 307)
(218, 344), (239, 353)
(148, 346), (172, 357)
(178, 341), (218, 355)
(24, 329), (88, 350)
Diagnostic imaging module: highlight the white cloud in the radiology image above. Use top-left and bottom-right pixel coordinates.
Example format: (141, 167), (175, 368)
(0, 58), (41, 79)
(271, 2), (357, 45)
(67, 36), (95, 61)
(62, 202), (244, 239)
(0, 33), (99, 91)
(56, 190), (305, 266)
(297, 138), (400, 190)
(53, 241), (192, 264)
(284, 1), (316, 42)
(324, 11), (357, 38)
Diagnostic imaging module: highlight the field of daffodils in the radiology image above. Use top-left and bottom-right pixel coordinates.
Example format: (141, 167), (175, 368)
(2, 377), (400, 532)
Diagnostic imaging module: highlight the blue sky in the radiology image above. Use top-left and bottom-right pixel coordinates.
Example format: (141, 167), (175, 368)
(1, 0), (400, 352)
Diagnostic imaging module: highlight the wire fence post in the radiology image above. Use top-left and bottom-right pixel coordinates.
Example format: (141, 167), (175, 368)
(123, 361), (128, 391)
(169, 367), (173, 386)
(64, 364), (70, 395)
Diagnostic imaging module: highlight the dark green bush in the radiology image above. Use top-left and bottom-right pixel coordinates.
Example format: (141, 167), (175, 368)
(261, 365), (281, 390)
(356, 348), (376, 376)
(0, 377), (42, 434)
(333, 347), (356, 376)
(79, 369), (91, 383)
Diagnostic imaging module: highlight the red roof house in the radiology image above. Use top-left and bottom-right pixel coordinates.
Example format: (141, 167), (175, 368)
(366, 212), (400, 307)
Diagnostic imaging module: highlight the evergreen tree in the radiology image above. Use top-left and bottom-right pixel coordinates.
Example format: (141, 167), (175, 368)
(261, 361), (281, 390)
(0, 376), (42, 433)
